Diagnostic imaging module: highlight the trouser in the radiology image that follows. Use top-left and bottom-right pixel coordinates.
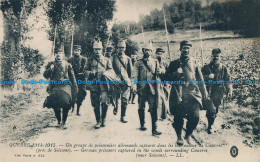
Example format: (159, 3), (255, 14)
(53, 108), (69, 125)
(206, 98), (221, 128)
(129, 90), (136, 103)
(173, 98), (200, 138)
(138, 90), (158, 131)
(74, 87), (87, 113)
(115, 86), (130, 118)
(90, 91), (109, 123)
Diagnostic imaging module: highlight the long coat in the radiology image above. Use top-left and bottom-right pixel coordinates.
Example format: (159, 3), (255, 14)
(165, 58), (208, 115)
(134, 57), (164, 119)
(43, 60), (78, 109)
(112, 54), (133, 87)
(202, 62), (232, 106)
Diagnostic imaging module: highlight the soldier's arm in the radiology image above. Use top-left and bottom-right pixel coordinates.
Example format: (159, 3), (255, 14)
(196, 67), (209, 99)
(165, 61), (181, 81)
(68, 64), (78, 92)
(127, 57), (133, 79)
(43, 62), (54, 79)
(201, 65), (211, 81)
(223, 66), (233, 94)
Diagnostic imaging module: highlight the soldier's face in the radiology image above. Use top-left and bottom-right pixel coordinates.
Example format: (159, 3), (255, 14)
(156, 52), (163, 59)
(181, 45), (190, 56)
(143, 49), (152, 58)
(55, 52), (64, 61)
(212, 55), (220, 64)
(106, 50), (112, 57)
(94, 48), (102, 56)
(118, 47), (125, 54)
(73, 49), (81, 57)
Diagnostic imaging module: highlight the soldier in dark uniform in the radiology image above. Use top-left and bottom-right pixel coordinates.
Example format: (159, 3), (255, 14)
(133, 41), (162, 136)
(67, 45), (88, 116)
(165, 40), (208, 145)
(43, 48), (78, 129)
(128, 50), (138, 104)
(202, 48), (233, 134)
(155, 48), (170, 120)
(105, 42), (114, 60)
(85, 40), (113, 129)
(112, 40), (133, 123)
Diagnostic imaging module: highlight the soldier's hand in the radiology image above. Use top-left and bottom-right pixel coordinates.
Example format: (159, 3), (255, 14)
(132, 85), (137, 93)
(227, 92), (232, 98)
(209, 73), (215, 79)
(177, 68), (183, 74)
(50, 64), (54, 70)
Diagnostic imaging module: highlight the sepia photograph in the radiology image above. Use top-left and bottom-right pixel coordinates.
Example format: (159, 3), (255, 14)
(0, 0), (259, 161)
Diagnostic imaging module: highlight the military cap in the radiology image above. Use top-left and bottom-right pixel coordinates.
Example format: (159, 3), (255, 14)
(54, 47), (64, 54)
(73, 45), (81, 51)
(117, 39), (126, 48)
(212, 48), (221, 56)
(143, 41), (154, 51)
(156, 48), (165, 54)
(180, 40), (192, 50)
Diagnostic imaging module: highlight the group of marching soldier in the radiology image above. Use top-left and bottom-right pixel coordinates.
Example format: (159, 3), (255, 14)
(43, 38), (233, 146)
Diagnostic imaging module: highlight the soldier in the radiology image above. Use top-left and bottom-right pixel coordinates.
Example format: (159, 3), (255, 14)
(202, 48), (233, 134)
(112, 40), (133, 123)
(165, 40), (208, 145)
(43, 48), (78, 129)
(105, 42), (114, 59)
(155, 48), (170, 120)
(128, 50), (138, 104)
(133, 41), (162, 136)
(67, 45), (88, 116)
(85, 39), (113, 129)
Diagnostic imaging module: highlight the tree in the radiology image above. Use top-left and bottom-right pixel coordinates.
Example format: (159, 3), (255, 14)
(46, 0), (116, 57)
(0, 0), (37, 87)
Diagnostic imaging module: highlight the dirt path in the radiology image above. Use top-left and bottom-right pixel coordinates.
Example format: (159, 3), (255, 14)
(1, 91), (259, 162)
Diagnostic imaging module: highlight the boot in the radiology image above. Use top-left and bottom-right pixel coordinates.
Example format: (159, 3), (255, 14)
(113, 100), (118, 115)
(207, 117), (215, 134)
(176, 135), (184, 146)
(94, 108), (101, 129)
(151, 113), (162, 136)
(101, 104), (108, 127)
(120, 104), (128, 123)
(184, 134), (191, 145)
(131, 93), (136, 104)
(138, 109), (147, 131)
(76, 104), (81, 116)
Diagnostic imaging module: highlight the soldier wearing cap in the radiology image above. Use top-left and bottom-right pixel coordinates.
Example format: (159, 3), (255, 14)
(155, 47), (170, 120)
(133, 41), (162, 136)
(105, 42), (114, 59)
(128, 50), (138, 104)
(165, 40), (208, 145)
(85, 39), (113, 129)
(112, 39), (133, 123)
(67, 45), (88, 115)
(43, 47), (78, 129)
(202, 48), (232, 134)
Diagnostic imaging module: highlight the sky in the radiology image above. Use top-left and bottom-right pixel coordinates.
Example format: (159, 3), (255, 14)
(114, 0), (170, 23)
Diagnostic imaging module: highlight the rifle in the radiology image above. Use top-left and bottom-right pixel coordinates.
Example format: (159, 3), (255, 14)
(162, 5), (171, 61)
(200, 23), (204, 66)
(70, 23), (74, 57)
(52, 24), (57, 56)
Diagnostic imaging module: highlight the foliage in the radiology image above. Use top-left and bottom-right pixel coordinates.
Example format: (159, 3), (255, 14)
(46, 0), (116, 57)
(22, 46), (45, 78)
(137, 0), (260, 37)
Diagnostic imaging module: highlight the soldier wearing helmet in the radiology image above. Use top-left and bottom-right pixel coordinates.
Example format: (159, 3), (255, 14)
(84, 39), (113, 129)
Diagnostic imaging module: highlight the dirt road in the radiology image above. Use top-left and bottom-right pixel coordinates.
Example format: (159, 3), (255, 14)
(1, 90), (259, 162)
